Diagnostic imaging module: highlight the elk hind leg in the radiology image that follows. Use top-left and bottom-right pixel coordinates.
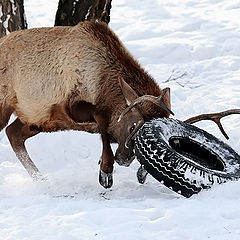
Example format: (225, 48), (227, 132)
(6, 118), (41, 180)
(0, 106), (13, 131)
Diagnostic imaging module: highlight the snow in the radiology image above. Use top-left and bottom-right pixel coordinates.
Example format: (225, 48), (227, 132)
(2, 14), (11, 35)
(10, 0), (17, 15)
(0, 5), (3, 23)
(1, 0), (240, 239)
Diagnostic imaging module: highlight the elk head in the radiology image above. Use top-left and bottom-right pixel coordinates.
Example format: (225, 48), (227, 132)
(108, 78), (173, 167)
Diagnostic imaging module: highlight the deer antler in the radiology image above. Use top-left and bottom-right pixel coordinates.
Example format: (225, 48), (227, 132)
(118, 88), (174, 122)
(184, 109), (240, 139)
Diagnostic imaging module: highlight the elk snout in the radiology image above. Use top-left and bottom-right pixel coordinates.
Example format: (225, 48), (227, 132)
(115, 145), (135, 167)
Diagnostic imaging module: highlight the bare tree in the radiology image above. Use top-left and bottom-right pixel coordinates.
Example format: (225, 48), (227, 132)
(0, 0), (112, 38)
(55, 0), (112, 26)
(0, 0), (27, 37)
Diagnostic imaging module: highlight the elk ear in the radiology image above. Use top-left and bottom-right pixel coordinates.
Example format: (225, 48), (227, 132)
(162, 87), (171, 110)
(119, 77), (139, 106)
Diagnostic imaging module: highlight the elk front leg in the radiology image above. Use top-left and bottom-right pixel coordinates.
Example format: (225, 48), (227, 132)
(98, 131), (114, 188)
(93, 113), (114, 188)
(65, 117), (113, 188)
(6, 118), (41, 180)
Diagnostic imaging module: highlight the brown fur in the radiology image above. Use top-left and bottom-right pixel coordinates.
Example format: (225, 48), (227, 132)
(0, 21), (170, 187)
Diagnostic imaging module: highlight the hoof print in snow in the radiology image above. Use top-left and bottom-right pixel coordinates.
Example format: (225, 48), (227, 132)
(134, 118), (240, 198)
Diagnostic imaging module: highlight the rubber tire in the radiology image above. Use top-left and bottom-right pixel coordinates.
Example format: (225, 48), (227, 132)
(134, 118), (240, 198)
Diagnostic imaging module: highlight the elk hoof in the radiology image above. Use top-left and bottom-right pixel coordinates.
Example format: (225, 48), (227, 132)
(137, 165), (148, 184)
(99, 169), (113, 189)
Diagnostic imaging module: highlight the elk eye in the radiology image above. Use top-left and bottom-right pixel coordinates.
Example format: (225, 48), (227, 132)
(129, 123), (137, 133)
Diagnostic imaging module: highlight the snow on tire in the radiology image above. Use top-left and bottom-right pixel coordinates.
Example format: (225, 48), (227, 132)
(134, 118), (240, 198)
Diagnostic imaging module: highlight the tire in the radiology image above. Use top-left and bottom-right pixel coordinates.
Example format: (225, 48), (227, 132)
(134, 118), (240, 198)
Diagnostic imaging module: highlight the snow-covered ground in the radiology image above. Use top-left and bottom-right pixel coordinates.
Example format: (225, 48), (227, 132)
(1, 0), (240, 239)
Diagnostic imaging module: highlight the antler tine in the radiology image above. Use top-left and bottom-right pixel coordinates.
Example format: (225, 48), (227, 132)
(184, 109), (240, 139)
(118, 89), (174, 122)
(124, 119), (145, 148)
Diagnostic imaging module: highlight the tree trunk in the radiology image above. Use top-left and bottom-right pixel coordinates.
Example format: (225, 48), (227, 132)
(55, 0), (112, 26)
(0, 0), (27, 37)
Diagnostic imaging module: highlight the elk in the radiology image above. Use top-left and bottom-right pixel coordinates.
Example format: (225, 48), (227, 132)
(0, 21), (173, 188)
(1, 21), (239, 189)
